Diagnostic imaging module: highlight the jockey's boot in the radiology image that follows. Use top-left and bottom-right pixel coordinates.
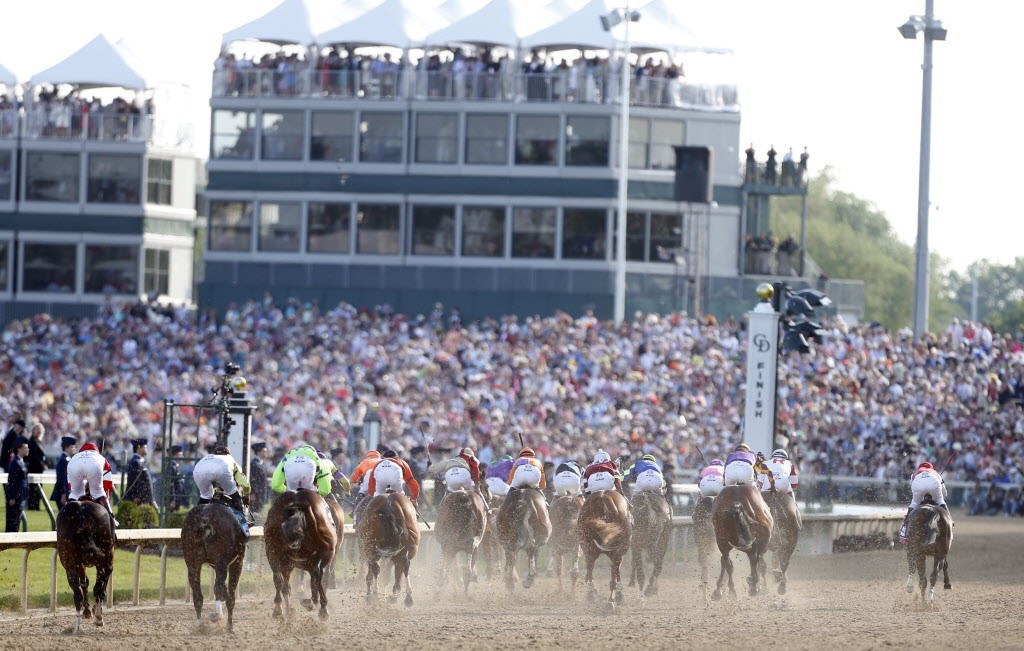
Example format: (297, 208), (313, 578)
(224, 492), (250, 536)
(197, 497), (211, 505)
(96, 496), (120, 529)
(939, 502), (954, 527)
(898, 507), (913, 543)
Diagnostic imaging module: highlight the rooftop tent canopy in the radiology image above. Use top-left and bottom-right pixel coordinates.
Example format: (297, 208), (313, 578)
(221, 0), (382, 47)
(520, 0), (623, 51)
(29, 34), (146, 90)
(425, 0), (560, 48)
(435, 0), (489, 22)
(0, 62), (15, 86)
(317, 0), (448, 48)
(626, 0), (732, 55)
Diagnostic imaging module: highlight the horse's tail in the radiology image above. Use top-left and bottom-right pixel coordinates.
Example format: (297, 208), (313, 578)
(377, 499), (405, 555)
(281, 503), (311, 551)
(589, 517), (624, 547)
(730, 505), (754, 549)
(922, 507), (942, 547)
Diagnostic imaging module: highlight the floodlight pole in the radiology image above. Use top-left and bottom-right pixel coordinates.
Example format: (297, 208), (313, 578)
(911, 0), (935, 337)
(612, 1), (632, 326)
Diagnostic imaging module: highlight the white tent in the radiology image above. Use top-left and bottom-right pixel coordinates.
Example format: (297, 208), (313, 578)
(521, 0), (623, 51)
(0, 62), (16, 86)
(222, 0), (383, 47)
(318, 0), (447, 48)
(435, 0), (488, 22)
(627, 0), (731, 54)
(425, 0), (559, 47)
(30, 34), (146, 89)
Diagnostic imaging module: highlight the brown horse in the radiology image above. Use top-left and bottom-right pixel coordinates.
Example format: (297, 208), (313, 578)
(181, 501), (247, 632)
(760, 490), (801, 595)
(691, 494), (716, 603)
(710, 484), (773, 599)
(548, 494), (584, 593)
(323, 496), (346, 589)
(496, 487), (551, 591)
(435, 488), (488, 596)
(56, 500), (115, 634)
(480, 493), (505, 580)
(264, 490), (338, 621)
(905, 498), (952, 606)
(579, 490), (631, 609)
(359, 491), (420, 606)
(629, 491), (672, 599)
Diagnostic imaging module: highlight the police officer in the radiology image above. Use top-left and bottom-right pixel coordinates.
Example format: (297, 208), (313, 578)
(124, 438), (157, 509)
(249, 441), (270, 515)
(5, 437), (30, 532)
(168, 444), (190, 510)
(50, 436), (77, 509)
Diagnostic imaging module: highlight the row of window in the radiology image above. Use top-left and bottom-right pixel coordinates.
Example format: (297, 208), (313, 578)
(208, 199), (683, 263)
(0, 241), (168, 296)
(212, 109), (685, 170)
(0, 152), (173, 205)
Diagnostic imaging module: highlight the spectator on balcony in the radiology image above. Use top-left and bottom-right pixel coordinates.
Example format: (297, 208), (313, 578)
(765, 145), (778, 184)
(781, 148), (796, 187)
(744, 144), (757, 184)
(777, 235), (799, 275)
(797, 147), (809, 186)
(524, 51), (547, 101)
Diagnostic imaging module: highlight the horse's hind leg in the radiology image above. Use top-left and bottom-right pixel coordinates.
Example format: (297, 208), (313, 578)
(227, 555), (243, 633)
(311, 564), (329, 621)
(503, 549), (517, 592)
(632, 546), (646, 601)
(610, 552), (624, 607)
(927, 555), (942, 605)
(906, 551), (916, 594)
(777, 541), (795, 595)
(569, 546), (581, 594)
(747, 550), (762, 597)
(93, 561), (112, 627)
(916, 554), (927, 604)
(713, 550), (734, 601)
(647, 537), (668, 597)
(943, 558), (952, 590)
(187, 564), (204, 621)
(365, 554), (380, 603)
(401, 554), (414, 608)
(522, 546), (538, 589)
(211, 562), (228, 622)
(65, 566), (86, 634)
(271, 568), (286, 620)
(584, 547), (598, 602)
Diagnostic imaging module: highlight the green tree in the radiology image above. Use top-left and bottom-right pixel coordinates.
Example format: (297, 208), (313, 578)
(945, 258), (1024, 334)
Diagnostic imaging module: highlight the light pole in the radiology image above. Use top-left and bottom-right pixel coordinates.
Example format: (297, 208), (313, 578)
(602, 4), (640, 325)
(899, 1), (947, 337)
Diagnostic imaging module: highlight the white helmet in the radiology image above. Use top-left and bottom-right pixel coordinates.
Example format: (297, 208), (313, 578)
(592, 449), (611, 464)
(772, 448), (789, 460)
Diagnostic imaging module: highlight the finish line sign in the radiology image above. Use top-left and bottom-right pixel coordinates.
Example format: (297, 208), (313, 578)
(742, 302), (780, 455)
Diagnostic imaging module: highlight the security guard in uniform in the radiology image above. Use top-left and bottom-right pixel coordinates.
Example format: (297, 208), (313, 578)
(5, 437), (29, 532)
(50, 436), (77, 508)
(167, 444), (190, 510)
(124, 438), (157, 509)
(249, 441), (271, 515)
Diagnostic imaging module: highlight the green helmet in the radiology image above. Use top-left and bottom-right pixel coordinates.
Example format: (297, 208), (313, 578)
(499, 454), (513, 461)
(641, 454), (657, 462)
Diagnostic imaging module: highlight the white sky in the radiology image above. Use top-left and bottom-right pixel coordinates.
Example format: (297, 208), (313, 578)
(1, 0), (1018, 272)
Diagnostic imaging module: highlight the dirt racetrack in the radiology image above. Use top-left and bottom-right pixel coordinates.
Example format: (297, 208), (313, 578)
(0, 514), (1021, 650)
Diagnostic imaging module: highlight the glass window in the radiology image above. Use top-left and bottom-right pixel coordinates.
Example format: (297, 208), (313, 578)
(359, 112), (404, 163)
(0, 241), (8, 291)
(26, 152), (79, 202)
(650, 120), (685, 169)
(143, 248), (170, 297)
(258, 202), (302, 252)
(356, 204), (400, 254)
(209, 200), (253, 251)
(415, 113), (458, 164)
(649, 213), (681, 262)
(308, 202), (351, 253)
(515, 116), (558, 165)
(212, 110), (256, 160)
(411, 205), (455, 256)
(627, 212), (646, 261)
(22, 243), (76, 292)
(85, 245), (138, 294)
(261, 111), (305, 160)
(462, 206), (505, 257)
(87, 154), (141, 204)
(565, 117), (609, 167)
(146, 159), (173, 205)
(466, 114), (508, 165)
(628, 118), (650, 169)
(562, 209), (608, 260)
(0, 152), (12, 201)
(311, 112), (354, 162)
(512, 207), (556, 258)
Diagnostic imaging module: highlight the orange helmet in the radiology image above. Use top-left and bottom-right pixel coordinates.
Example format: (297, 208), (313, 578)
(365, 450), (382, 459)
(519, 447), (536, 457)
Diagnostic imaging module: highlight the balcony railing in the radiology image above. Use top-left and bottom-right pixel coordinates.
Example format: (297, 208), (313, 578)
(212, 68), (739, 112)
(0, 109), (17, 139)
(0, 109), (193, 149)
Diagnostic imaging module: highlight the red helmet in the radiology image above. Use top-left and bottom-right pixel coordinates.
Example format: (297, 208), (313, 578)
(919, 461), (934, 470)
(80, 442), (99, 453)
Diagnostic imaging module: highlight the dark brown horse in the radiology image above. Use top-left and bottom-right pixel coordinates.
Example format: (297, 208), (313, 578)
(691, 494), (716, 603)
(496, 487), (551, 591)
(56, 500), (115, 634)
(264, 490), (338, 621)
(480, 493), (504, 580)
(323, 496), (346, 589)
(629, 491), (672, 599)
(435, 488), (488, 596)
(760, 490), (801, 595)
(548, 494), (584, 593)
(579, 490), (631, 609)
(182, 501), (247, 631)
(359, 491), (420, 606)
(905, 498), (952, 606)
(710, 484), (773, 599)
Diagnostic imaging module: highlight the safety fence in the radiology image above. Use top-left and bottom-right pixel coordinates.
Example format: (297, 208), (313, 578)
(0, 509), (901, 614)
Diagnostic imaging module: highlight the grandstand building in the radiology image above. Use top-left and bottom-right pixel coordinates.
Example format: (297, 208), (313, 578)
(0, 36), (197, 322)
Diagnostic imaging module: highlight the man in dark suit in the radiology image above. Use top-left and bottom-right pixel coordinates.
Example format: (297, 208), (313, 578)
(25, 423), (48, 510)
(124, 438), (157, 509)
(5, 437), (30, 532)
(249, 441), (270, 515)
(1, 417), (26, 467)
(168, 445), (189, 510)
(50, 436), (77, 509)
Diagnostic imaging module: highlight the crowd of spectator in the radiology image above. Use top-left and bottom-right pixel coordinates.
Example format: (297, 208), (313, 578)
(19, 87), (154, 139)
(2, 299), (1023, 501)
(744, 232), (801, 276)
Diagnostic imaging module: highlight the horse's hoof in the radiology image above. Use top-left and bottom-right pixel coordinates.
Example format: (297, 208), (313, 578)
(364, 595), (373, 605)
(645, 585), (659, 597)
(522, 575), (535, 589)
(94, 619), (103, 628)
(82, 609), (92, 620)
(404, 594), (414, 608)
(906, 582), (915, 594)
(777, 583), (787, 596)
(209, 612), (222, 623)
(387, 593), (398, 604)
(300, 598), (314, 611)
(587, 589), (597, 603)
(711, 589), (722, 602)
(615, 590), (624, 605)
(604, 601), (616, 615)
(944, 584), (952, 590)
(318, 608), (329, 622)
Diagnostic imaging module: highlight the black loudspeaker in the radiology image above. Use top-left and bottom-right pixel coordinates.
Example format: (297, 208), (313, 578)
(673, 146), (713, 203)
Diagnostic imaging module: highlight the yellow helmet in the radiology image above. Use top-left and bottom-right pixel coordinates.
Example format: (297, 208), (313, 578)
(736, 443), (751, 452)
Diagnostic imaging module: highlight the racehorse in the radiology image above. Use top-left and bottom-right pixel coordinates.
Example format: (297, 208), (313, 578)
(760, 490), (801, 595)
(579, 490), (631, 609)
(323, 496), (346, 589)
(710, 484), (773, 599)
(548, 494), (584, 593)
(435, 487), (488, 596)
(182, 501), (247, 632)
(264, 490), (338, 621)
(691, 495), (716, 603)
(629, 491), (672, 598)
(480, 493), (504, 580)
(905, 497), (953, 606)
(56, 500), (115, 634)
(359, 491), (420, 606)
(496, 487), (551, 591)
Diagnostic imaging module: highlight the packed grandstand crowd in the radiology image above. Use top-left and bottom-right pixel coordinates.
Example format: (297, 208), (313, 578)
(1, 298), (1022, 488)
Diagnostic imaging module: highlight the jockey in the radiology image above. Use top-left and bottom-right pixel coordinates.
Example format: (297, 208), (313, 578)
(583, 450), (621, 494)
(507, 448), (546, 490)
(485, 455), (514, 497)
(624, 454), (666, 495)
(552, 460), (583, 496)
(350, 450), (383, 497)
(698, 459), (725, 497)
(316, 450), (351, 500)
(457, 447), (481, 485)
(193, 444), (252, 533)
(368, 449), (421, 502)
(899, 461), (951, 542)
(427, 456), (475, 492)
(271, 444), (332, 496)
(754, 451), (776, 492)
(761, 448), (798, 495)
(66, 442), (117, 524)
(724, 443), (757, 486)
